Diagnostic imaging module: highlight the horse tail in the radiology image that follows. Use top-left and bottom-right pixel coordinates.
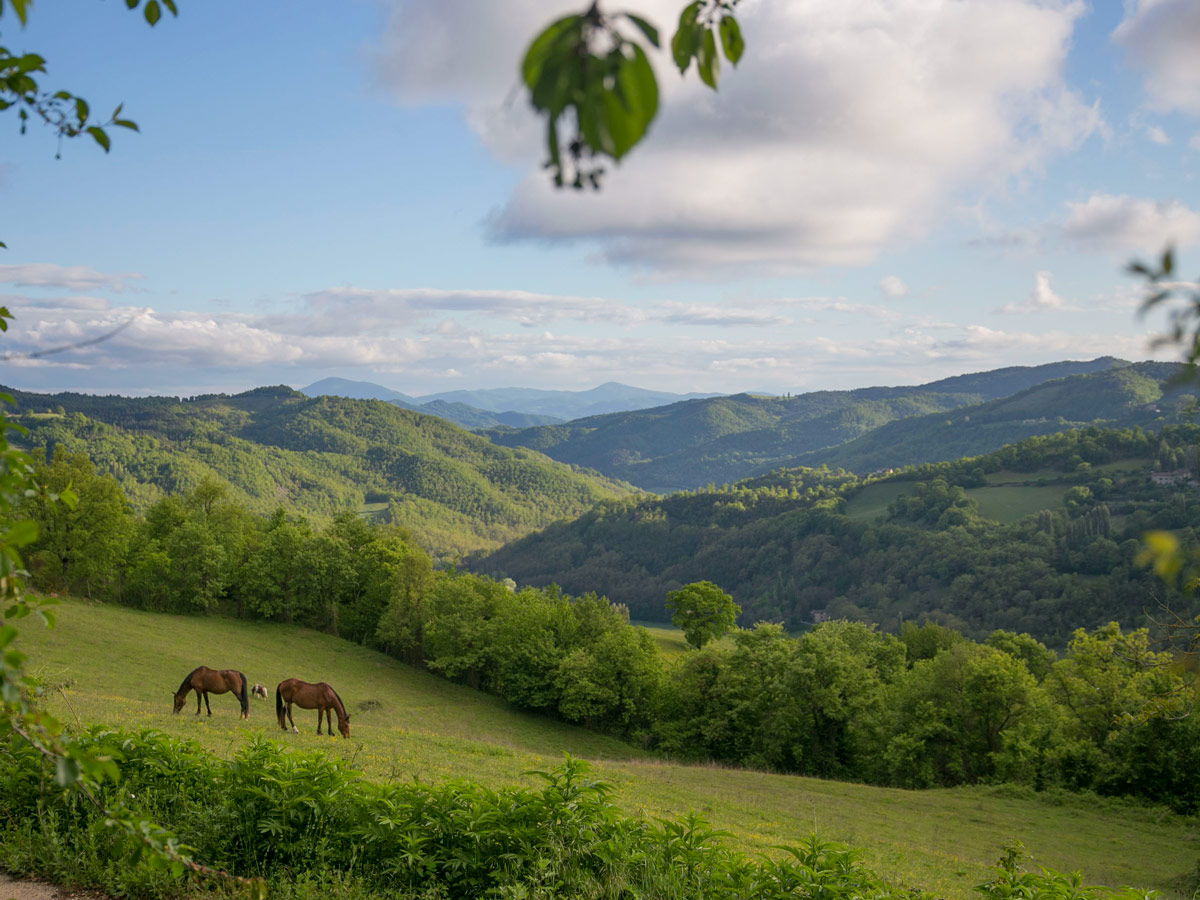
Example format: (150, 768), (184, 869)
(275, 683), (284, 727)
(237, 671), (249, 716)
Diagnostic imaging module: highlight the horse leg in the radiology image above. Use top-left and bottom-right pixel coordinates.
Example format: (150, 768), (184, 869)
(194, 688), (202, 715)
(316, 708), (323, 735)
(325, 708), (333, 737)
(286, 703), (298, 734)
(204, 691), (213, 716)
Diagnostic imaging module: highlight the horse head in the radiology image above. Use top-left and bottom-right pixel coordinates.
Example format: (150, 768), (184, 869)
(338, 714), (351, 739)
(171, 691), (186, 713)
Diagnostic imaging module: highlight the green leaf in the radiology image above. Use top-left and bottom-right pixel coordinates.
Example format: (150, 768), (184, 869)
(603, 44), (658, 160)
(87, 126), (111, 152)
(521, 15), (580, 89)
(144, 0), (161, 26)
(0, 241), (6, 251)
(126, 0), (139, 8)
(3, 519), (38, 548)
(74, 97), (90, 125)
(719, 15), (744, 65)
(697, 27), (719, 89)
(9, 0), (29, 25)
(114, 119), (139, 132)
(623, 13), (660, 48)
(671, 2), (702, 73)
(54, 755), (82, 787)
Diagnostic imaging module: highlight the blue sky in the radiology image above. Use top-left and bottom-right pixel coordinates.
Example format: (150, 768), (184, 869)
(2, 0), (1199, 397)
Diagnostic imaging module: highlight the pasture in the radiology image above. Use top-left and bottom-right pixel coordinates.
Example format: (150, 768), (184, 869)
(14, 598), (1198, 898)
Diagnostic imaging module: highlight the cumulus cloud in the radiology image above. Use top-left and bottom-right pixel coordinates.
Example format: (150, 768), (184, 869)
(0, 263), (143, 292)
(1115, 0), (1200, 114)
(997, 271), (1077, 314)
(879, 276), (909, 299)
(1062, 193), (1200, 251)
(371, 0), (1098, 275)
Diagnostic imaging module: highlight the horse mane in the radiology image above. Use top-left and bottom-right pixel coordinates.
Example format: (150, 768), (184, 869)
(236, 671), (249, 715)
(329, 686), (349, 722)
(176, 666), (203, 696)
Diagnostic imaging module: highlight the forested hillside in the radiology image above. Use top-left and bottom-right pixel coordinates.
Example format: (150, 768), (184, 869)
(792, 362), (1193, 472)
(474, 425), (1200, 646)
(3, 386), (633, 554)
(485, 358), (1128, 491)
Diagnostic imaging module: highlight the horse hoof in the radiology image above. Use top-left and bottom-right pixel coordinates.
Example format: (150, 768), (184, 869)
(292, 727), (299, 734)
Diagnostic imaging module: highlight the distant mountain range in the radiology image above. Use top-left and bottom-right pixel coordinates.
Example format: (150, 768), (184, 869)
(299, 378), (721, 429)
(484, 358), (1133, 492)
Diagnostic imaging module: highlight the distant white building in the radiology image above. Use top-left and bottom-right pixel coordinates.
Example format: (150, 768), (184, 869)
(1151, 469), (1193, 486)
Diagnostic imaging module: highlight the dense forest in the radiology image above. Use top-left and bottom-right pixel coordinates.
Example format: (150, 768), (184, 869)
(475, 425), (1200, 646)
(483, 358), (1145, 491)
(12, 446), (1198, 812)
(2, 385), (633, 555)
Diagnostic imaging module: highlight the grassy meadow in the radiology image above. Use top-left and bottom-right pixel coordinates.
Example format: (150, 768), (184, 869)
(15, 598), (1199, 898)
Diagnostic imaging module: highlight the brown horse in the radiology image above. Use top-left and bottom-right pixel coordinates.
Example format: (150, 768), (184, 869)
(276, 678), (350, 738)
(172, 666), (249, 719)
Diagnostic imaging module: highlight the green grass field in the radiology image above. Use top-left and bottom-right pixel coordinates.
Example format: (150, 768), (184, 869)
(14, 599), (1199, 898)
(844, 483), (910, 521)
(964, 485), (1068, 523)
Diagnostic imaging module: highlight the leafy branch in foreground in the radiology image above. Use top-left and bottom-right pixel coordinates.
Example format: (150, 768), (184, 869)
(522, 1), (743, 189)
(0, 0), (177, 157)
(1134, 247), (1200, 374)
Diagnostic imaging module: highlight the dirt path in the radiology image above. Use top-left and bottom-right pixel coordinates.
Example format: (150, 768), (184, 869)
(0, 873), (108, 900)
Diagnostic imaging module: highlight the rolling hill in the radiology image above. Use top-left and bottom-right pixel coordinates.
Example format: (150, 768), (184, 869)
(792, 362), (1193, 472)
(484, 358), (1128, 492)
(13, 597), (1195, 898)
(473, 423), (1200, 645)
(3, 385), (634, 554)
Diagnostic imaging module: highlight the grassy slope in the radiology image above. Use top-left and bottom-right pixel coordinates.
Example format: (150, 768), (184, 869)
(17, 599), (1196, 898)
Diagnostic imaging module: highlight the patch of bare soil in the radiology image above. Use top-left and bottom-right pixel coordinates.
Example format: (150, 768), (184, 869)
(0, 873), (109, 900)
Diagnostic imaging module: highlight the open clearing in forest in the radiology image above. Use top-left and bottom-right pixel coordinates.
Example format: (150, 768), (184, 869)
(16, 599), (1198, 899)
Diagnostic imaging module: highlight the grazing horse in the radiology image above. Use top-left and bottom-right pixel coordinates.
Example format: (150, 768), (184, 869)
(276, 678), (350, 738)
(251, 683), (269, 700)
(172, 666), (249, 719)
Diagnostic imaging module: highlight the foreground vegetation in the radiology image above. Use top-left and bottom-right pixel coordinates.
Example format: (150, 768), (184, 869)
(9, 599), (1198, 899)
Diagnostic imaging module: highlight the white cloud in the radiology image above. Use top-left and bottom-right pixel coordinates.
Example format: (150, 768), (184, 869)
(1145, 125), (1170, 145)
(1062, 193), (1200, 251)
(879, 276), (909, 299)
(998, 271), (1077, 314)
(2, 284), (1171, 396)
(0, 263), (143, 292)
(1115, 0), (1200, 114)
(373, 0), (1098, 275)
(655, 302), (789, 328)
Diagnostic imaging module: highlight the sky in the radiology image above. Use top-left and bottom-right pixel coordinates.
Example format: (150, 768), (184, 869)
(1, 0), (1199, 398)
